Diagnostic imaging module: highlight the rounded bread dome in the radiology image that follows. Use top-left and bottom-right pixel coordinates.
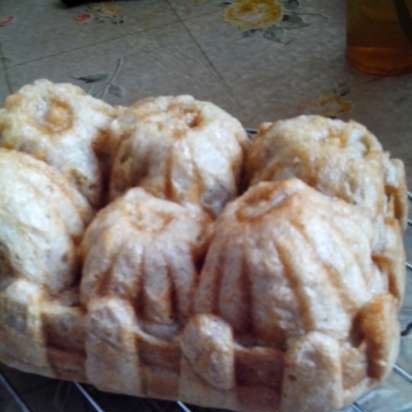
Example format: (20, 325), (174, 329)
(194, 178), (402, 346)
(109, 95), (248, 216)
(246, 115), (408, 228)
(0, 79), (117, 207)
(0, 78), (407, 412)
(80, 187), (211, 337)
(0, 148), (93, 293)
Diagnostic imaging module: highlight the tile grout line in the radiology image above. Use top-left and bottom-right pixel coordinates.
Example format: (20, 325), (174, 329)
(6, 3), (220, 72)
(166, 1), (227, 22)
(0, 42), (13, 93)
(165, 0), (241, 105)
(7, 16), (187, 70)
(6, 33), (131, 69)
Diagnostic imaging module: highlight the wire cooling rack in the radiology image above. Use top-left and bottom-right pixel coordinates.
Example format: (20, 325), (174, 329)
(1, 131), (411, 412)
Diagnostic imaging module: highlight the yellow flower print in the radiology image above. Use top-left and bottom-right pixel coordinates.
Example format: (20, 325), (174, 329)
(300, 82), (353, 117)
(224, 0), (284, 31)
(88, 3), (122, 18)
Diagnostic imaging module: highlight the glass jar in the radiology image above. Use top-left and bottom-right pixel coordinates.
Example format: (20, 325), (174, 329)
(346, 0), (412, 75)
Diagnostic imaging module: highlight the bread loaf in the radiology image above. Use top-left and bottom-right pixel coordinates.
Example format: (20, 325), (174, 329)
(246, 116), (407, 228)
(0, 79), (117, 207)
(109, 95), (248, 216)
(0, 80), (407, 412)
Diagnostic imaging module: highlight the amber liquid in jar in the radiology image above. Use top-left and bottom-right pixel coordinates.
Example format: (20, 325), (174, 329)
(347, 0), (412, 75)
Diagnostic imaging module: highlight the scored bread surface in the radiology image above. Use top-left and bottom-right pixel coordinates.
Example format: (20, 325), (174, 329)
(0, 81), (407, 412)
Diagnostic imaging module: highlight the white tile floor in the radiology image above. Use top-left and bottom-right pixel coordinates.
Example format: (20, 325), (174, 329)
(0, 67), (8, 99)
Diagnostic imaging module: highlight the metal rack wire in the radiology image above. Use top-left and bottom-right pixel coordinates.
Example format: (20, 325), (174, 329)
(0, 134), (411, 412)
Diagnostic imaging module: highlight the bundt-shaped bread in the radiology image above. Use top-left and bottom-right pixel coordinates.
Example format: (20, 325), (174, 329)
(109, 95), (248, 216)
(195, 179), (402, 344)
(0, 80), (408, 412)
(0, 148), (92, 293)
(80, 187), (211, 334)
(194, 178), (402, 411)
(0, 79), (117, 207)
(246, 116), (408, 228)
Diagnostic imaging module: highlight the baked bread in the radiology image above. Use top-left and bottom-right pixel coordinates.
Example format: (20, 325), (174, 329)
(0, 79), (117, 207)
(194, 179), (402, 412)
(80, 187), (211, 328)
(110, 95), (248, 216)
(246, 116), (407, 228)
(0, 148), (92, 293)
(0, 81), (407, 412)
(0, 147), (92, 376)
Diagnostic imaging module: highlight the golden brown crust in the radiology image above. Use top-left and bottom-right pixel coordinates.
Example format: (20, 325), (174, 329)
(355, 294), (400, 380)
(246, 115), (408, 229)
(80, 187), (211, 329)
(0, 84), (407, 412)
(109, 95), (248, 216)
(0, 149), (92, 292)
(181, 314), (235, 391)
(0, 79), (117, 207)
(196, 180), (394, 344)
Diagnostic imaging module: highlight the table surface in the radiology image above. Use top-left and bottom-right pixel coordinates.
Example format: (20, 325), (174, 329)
(0, 1), (411, 411)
